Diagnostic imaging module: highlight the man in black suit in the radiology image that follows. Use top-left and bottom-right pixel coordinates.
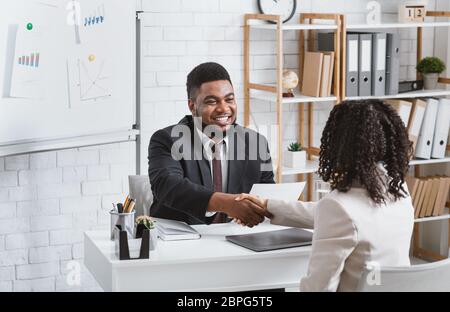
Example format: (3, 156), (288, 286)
(148, 62), (274, 226)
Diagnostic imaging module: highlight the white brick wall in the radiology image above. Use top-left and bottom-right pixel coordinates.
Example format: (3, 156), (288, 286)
(5, 155), (29, 171)
(13, 277), (55, 292)
(0, 142), (135, 291)
(0, 0), (440, 292)
(16, 262), (59, 280)
(0, 267), (15, 281)
(5, 232), (49, 250)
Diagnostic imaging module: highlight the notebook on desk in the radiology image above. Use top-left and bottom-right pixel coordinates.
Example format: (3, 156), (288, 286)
(154, 218), (201, 241)
(225, 228), (313, 252)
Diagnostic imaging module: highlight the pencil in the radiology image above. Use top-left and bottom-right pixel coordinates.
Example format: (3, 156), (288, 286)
(125, 199), (135, 213)
(123, 195), (130, 213)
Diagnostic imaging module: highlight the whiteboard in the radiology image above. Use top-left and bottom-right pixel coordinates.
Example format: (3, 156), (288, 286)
(0, 0), (136, 154)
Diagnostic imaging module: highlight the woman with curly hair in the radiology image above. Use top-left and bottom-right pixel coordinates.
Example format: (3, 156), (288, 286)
(237, 99), (414, 292)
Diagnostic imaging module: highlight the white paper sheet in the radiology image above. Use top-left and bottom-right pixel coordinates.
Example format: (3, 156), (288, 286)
(250, 182), (306, 201)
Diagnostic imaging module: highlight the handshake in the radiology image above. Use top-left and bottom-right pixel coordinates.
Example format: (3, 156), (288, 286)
(208, 193), (272, 227)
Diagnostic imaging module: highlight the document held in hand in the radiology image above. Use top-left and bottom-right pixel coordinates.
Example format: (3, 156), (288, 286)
(250, 182), (306, 201)
(154, 218), (201, 241)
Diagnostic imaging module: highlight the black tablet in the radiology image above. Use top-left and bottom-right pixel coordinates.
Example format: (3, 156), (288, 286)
(225, 228), (313, 252)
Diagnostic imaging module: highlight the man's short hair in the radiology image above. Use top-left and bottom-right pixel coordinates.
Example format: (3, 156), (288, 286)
(186, 62), (232, 100)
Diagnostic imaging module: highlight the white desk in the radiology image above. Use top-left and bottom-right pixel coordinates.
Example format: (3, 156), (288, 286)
(84, 222), (312, 292)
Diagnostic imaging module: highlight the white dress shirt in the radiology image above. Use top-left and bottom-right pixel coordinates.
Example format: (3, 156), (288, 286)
(268, 180), (414, 292)
(195, 127), (229, 216)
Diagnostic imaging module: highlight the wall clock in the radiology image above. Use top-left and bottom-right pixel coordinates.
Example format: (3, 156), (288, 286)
(257, 0), (297, 23)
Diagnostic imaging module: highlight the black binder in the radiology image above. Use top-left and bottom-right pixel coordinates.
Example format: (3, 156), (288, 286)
(225, 228), (313, 252)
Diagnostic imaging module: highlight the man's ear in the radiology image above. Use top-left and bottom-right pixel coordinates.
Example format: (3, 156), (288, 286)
(188, 99), (195, 115)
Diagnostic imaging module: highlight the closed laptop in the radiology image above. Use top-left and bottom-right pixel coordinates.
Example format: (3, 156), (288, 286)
(226, 228), (313, 252)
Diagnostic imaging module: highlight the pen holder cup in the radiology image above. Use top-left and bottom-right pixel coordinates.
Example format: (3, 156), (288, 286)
(109, 210), (135, 241)
(113, 226), (150, 260)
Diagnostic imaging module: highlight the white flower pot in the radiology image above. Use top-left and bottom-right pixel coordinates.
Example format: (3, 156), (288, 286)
(284, 151), (306, 168)
(423, 73), (439, 90)
(150, 228), (158, 251)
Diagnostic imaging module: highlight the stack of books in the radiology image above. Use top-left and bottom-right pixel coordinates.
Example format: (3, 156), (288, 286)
(301, 51), (335, 97)
(406, 176), (450, 219)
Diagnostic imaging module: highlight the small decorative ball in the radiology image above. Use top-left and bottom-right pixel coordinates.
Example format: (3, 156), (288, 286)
(88, 54), (96, 62)
(26, 23), (33, 30)
(282, 70), (299, 90)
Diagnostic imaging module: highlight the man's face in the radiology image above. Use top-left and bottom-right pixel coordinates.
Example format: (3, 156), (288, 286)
(188, 80), (237, 133)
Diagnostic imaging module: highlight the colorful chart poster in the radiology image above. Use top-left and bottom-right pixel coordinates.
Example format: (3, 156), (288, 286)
(9, 22), (44, 99)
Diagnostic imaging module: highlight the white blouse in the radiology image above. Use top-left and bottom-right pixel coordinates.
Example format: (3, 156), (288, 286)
(268, 186), (414, 292)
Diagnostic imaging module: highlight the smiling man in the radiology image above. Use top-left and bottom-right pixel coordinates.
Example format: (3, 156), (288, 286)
(148, 62), (274, 225)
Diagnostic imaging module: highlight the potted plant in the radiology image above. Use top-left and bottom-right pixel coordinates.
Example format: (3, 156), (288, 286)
(136, 215), (157, 251)
(416, 56), (446, 90)
(284, 142), (306, 168)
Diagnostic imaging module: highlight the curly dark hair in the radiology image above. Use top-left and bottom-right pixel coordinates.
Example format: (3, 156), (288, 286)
(318, 99), (413, 205)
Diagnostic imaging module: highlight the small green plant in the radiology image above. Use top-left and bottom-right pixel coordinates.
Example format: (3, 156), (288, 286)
(136, 215), (155, 230)
(288, 142), (303, 152)
(416, 57), (446, 74)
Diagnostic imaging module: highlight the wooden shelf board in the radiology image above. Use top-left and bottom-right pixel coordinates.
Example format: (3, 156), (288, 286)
(250, 24), (338, 31)
(410, 157), (450, 166)
(280, 158), (450, 175)
(282, 160), (319, 175)
(415, 213), (450, 223)
(251, 90), (337, 104)
(345, 89), (450, 101)
(347, 22), (450, 29)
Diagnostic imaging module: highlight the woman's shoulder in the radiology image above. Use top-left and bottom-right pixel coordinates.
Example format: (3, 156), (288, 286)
(316, 191), (355, 218)
(317, 188), (375, 221)
(319, 186), (413, 221)
(321, 188), (371, 209)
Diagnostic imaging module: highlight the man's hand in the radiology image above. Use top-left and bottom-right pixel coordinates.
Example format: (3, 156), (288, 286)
(207, 193), (271, 227)
(234, 193), (272, 227)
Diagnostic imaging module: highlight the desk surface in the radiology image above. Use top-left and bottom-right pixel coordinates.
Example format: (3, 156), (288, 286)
(84, 222), (312, 291)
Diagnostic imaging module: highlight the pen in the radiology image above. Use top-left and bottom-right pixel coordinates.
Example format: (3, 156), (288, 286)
(117, 203), (124, 213)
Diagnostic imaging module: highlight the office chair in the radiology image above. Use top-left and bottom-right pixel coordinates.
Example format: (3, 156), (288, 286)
(128, 175), (153, 217)
(357, 258), (450, 292)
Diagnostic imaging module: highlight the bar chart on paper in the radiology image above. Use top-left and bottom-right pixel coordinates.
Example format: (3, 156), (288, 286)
(83, 3), (106, 27)
(7, 21), (44, 99)
(18, 52), (40, 67)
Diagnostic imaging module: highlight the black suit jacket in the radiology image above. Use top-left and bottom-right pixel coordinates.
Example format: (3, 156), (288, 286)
(148, 115), (275, 224)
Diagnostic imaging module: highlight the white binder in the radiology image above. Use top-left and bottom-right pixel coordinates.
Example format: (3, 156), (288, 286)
(386, 99), (412, 127)
(372, 33), (386, 96)
(386, 33), (400, 95)
(431, 98), (450, 158)
(358, 34), (372, 96)
(346, 34), (359, 97)
(407, 99), (427, 152)
(415, 98), (439, 159)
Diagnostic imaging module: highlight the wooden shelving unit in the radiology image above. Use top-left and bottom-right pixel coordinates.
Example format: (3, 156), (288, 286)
(244, 10), (450, 260)
(342, 10), (450, 261)
(244, 13), (343, 200)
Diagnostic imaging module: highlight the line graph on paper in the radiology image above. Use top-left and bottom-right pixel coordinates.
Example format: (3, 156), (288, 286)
(67, 55), (112, 107)
(76, 57), (110, 101)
